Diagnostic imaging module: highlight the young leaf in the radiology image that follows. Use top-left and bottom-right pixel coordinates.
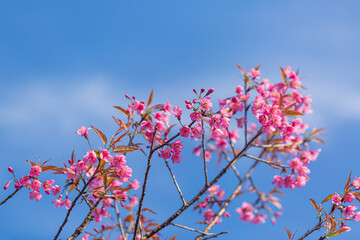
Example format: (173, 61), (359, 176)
(90, 125), (107, 146)
(285, 110), (303, 117)
(113, 145), (139, 153)
(284, 227), (292, 239)
(114, 106), (130, 117)
(235, 63), (244, 74)
(321, 193), (334, 204)
(311, 138), (326, 145)
(142, 208), (157, 215)
(147, 89), (154, 106)
(344, 171), (353, 191)
(169, 234), (179, 240)
(309, 198), (319, 212)
(25, 159), (37, 166)
(279, 67), (287, 83)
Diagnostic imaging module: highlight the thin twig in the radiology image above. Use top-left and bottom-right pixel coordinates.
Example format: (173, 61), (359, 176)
(170, 223), (216, 236)
(195, 149), (266, 239)
(195, 160), (260, 239)
(0, 186), (22, 206)
(54, 163), (101, 240)
(67, 198), (102, 240)
(133, 128), (157, 239)
(244, 154), (289, 168)
(164, 159), (186, 206)
(201, 118), (209, 187)
(145, 129), (262, 238)
(223, 152), (241, 182)
(114, 201), (126, 239)
(203, 232), (228, 240)
(72, 180), (92, 209)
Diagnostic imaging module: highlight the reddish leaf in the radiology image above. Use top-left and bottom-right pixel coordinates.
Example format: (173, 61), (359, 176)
(113, 145), (139, 153)
(285, 110), (303, 117)
(284, 227), (292, 239)
(321, 193), (334, 204)
(90, 125), (107, 146)
(147, 89), (154, 106)
(25, 159), (37, 166)
(311, 138), (326, 144)
(309, 198), (319, 212)
(169, 234), (179, 240)
(142, 208), (157, 215)
(41, 165), (59, 172)
(114, 106), (130, 117)
(279, 67), (287, 83)
(235, 63), (244, 74)
(344, 171), (352, 191)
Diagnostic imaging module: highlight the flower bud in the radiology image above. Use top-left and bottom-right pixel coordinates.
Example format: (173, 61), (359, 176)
(186, 104), (192, 109)
(14, 181), (20, 189)
(4, 182), (10, 190)
(201, 88), (205, 93)
(193, 89), (197, 94)
(7, 167), (14, 173)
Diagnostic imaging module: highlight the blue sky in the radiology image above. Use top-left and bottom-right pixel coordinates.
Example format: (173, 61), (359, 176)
(1, 1), (360, 239)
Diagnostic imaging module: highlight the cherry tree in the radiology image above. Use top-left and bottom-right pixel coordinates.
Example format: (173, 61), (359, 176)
(2, 65), (359, 240)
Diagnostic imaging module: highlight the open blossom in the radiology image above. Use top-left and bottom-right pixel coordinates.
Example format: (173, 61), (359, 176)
(19, 176), (31, 187)
(179, 126), (191, 138)
(29, 190), (42, 201)
(52, 196), (63, 208)
(272, 175), (284, 188)
(130, 179), (140, 190)
(30, 166), (42, 177)
(63, 198), (72, 210)
(130, 100), (145, 115)
(191, 123), (205, 140)
(83, 150), (97, 165)
(112, 155), (126, 168)
(250, 68), (260, 79)
(353, 176), (360, 189)
(31, 179), (42, 191)
(203, 209), (215, 223)
(332, 193), (342, 205)
(253, 213), (267, 225)
(344, 204), (358, 218)
(159, 148), (171, 160)
(76, 126), (90, 137)
(199, 96), (213, 112)
(172, 106), (182, 119)
(190, 111), (202, 122)
(100, 149), (113, 162)
(344, 193), (355, 203)
(118, 165), (132, 182)
(171, 152), (182, 164)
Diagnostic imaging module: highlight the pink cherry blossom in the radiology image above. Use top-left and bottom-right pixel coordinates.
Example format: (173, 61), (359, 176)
(159, 148), (171, 160)
(63, 198), (72, 210)
(31, 179), (42, 191)
(332, 193), (341, 206)
(83, 150), (98, 165)
(130, 179), (140, 190)
(250, 68), (260, 79)
(179, 126), (191, 138)
(190, 112), (202, 122)
(199, 96), (213, 112)
(29, 190), (42, 201)
(52, 196), (63, 208)
(30, 166), (42, 177)
(344, 193), (355, 203)
(172, 106), (182, 119)
(353, 176), (360, 189)
(76, 126), (90, 137)
(344, 204), (358, 218)
(19, 176), (31, 187)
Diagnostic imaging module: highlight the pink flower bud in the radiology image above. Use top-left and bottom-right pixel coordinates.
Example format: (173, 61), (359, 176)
(185, 100), (190, 104)
(7, 167), (14, 173)
(4, 182), (10, 190)
(192, 99), (197, 104)
(201, 88), (205, 93)
(186, 104), (192, 109)
(206, 88), (214, 96)
(193, 89), (197, 94)
(14, 181), (20, 189)
(125, 94), (130, 99)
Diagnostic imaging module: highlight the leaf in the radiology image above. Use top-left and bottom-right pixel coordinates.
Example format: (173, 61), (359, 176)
(284, 227), (292, 239)
(279, 67), (287, 83)
(169, 234), (179, 240)
(68, 184), (75, 193)
(25, 159), (37, 166)
(235, 63), (244, 74)
(90, 125), (107, 146)
(114, 106), (130, 117)
(147, 89), (154, 106)
(254, 65), (261, 70)
(283, 102), (296, 112)
(124, 214), (134, 223)
(312, 138), (326, 145)
(344, 171), (352, 191)
(311, 128), (326, 137)
(321, 193), (334, 204)
(309, 198), (319, 212)
(142, 208), (157, 215)
(41, 165), (59, 172)
(285, 110), (303, 117)
(113, 145), (139, 153)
